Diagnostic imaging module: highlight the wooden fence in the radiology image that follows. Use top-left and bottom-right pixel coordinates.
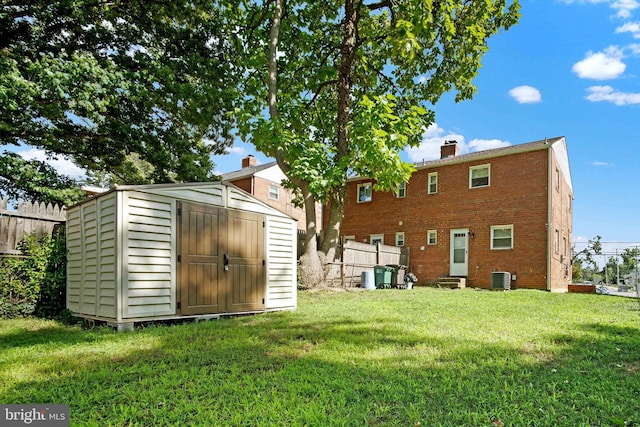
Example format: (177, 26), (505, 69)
(0, 198), (66, 256)
(326, 240), (410, 287)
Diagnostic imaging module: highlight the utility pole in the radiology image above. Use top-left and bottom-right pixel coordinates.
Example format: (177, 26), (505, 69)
(616, 249), (620, 286)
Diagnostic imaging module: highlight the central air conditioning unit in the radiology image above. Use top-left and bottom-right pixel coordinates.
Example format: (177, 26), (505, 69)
(491, 272), (511, 290)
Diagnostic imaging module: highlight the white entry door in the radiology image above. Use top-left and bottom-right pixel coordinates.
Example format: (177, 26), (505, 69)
(450, 229), (469, 277)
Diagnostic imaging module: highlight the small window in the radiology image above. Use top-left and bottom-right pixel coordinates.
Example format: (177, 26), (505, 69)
(269, 185), (280, 200)
(397, 182), (406, 198)
(428, 172), (438, 194)
(555, 168), (560, 191)
(370, 234), (384, 246)
(563, 236), (567, 257)
(395, 232), (405, 247)
(358, 183), (372, 203)
(555, 229), (560, 253)
(568, 195), (572, 211)
(491, 225), (513, 250)
(470, 164), (490, 188)
(427, 230), (437, 245)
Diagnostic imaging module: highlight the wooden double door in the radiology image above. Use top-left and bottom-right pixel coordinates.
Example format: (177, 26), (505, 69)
(178, 202), (265, 315)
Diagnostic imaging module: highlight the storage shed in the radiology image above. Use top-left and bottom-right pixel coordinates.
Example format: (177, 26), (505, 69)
(66, 181), (297, 330)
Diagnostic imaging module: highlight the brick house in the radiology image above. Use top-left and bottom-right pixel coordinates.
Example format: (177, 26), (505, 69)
(221, 155), (319, 231)
(337, 137), (573, 292)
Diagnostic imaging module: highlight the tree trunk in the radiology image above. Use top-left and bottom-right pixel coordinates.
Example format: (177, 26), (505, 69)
(298, 184), (325, 288)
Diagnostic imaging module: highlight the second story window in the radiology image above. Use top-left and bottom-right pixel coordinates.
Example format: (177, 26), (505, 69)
(427, 230), (437, 245)
(428, 172), (438, 194)
(269, 185), (280, 200)
(358, 182), (372, 203)
(397, 182), (406, 198)
(470, 164), (490, 188)
(395, 232), (405, 247)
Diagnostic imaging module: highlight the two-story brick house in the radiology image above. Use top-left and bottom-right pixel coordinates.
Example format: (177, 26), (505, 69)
(338, 136), (573, 292)
(221, 155), (319, 232)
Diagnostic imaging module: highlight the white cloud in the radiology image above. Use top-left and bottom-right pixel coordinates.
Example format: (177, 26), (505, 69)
(406, 123), (510, 163)
(18, 148), (86, 178)
(225, 145), (249, 157)
(585, 85), (640, 104)
(572, 46), (626, 80)
(561, 0), (639, 18)
(468, 139), (512, 151)
(616, 21), (640, 37)
(592, 161), (613, 166)
(612, 0), (640, 18)
(508, 85), (542, 103)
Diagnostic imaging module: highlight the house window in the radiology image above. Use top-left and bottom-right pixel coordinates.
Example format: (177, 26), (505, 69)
(469, 164), (490, 188)
(563, 236), (567, 257)
(370, 234), (384, 246)
(428, 172), (438, 194)
(491, 225), (513, 250)
(395, 232), (405, 247)
(358, 183), (372, 203)
(397, 182), (406, 198)
(555, 229), (560, 253)
(269, 185), (280, 200)
(555, 168), (560, 191)
(427, 230), (437, 245)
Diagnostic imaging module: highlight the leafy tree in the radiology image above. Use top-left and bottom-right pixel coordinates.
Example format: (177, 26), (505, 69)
(619, 247), (640, 278)
(0, 151), (85, 206)
(572, 235), (602, 282)
(237, 0), (521, 287)
(1, 0), (240, 191)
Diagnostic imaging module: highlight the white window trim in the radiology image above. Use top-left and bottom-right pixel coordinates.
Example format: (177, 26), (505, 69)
(370, 234), (384, 246)
(490, 225), (513, 250)
(357, 182), (373, 203)
(397, 182), (406, 198)
(427, 230), (437, 245)
(428, 172), (438, 194)
(268, 185), (280, 200)
(395, 232), (405, 247)
(469, 164), (491, 189)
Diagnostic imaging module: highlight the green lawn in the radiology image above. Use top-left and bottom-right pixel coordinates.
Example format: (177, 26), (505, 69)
(1, 288), (639, 426)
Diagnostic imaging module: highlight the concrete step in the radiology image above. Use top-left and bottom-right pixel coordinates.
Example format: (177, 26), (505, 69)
(437, 276), (466, 289)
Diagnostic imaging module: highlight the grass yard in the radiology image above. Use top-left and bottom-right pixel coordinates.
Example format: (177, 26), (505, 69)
(1, 288), (639, 426)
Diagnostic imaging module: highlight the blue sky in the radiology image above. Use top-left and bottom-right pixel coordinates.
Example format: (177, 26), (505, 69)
(211, 0), (640, 261)
(15, 0), (640, 261)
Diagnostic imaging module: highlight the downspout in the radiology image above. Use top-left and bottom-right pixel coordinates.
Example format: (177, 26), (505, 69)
(546, 146), (552, 291)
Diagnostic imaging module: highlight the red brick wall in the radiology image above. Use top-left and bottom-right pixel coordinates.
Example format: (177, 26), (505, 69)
(548, 149), (573, 292)
(339, 148), (563, 290)
(228, 176), (309, 230)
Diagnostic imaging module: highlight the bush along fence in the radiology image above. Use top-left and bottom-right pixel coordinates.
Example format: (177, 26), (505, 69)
(0, 198), (69, 319)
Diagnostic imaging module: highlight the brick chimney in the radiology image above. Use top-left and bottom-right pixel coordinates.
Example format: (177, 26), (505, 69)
(440, 140), (459, 159)
(242, 155), (257, 168)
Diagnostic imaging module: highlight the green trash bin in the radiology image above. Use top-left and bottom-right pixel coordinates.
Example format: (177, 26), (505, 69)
(386, 264), (399, 287)
(374, 265), (393, 288)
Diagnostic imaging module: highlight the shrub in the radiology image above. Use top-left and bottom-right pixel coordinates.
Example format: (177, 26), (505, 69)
(0, 227), (69, 319)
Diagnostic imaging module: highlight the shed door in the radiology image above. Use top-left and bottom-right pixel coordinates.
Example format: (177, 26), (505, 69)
(226, 209), (265, 313)
(179, 202), (265, 315)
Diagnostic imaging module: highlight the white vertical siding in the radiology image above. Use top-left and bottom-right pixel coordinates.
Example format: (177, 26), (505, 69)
(66, 207), (82, 313)
(121, 192), (176, 318)
(80, 201), (98, 315)
(265, 216), (297, 309)
(97, 193), (117, 318)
